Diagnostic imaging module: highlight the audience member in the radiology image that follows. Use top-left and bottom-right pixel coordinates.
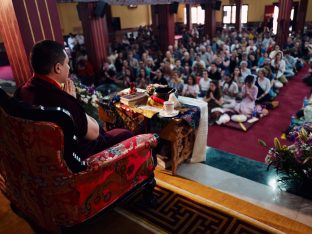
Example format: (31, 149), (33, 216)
(208, 62), (221, 82)
(203, 80), (224, 124)
(255, 68), (271, 103)
(221, 72), (238, 109)
(64, 25), (310, 126)
(168, 70), (184, 95)
(182, 75), (199, 98)
(199, 70), (211, 97)
(234, 75), (258, 116)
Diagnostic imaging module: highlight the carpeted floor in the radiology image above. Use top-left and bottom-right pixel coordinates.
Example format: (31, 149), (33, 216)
(208, 66), (311, 162)
(205, 147), (276, 185)
(204, 146), (312, 200)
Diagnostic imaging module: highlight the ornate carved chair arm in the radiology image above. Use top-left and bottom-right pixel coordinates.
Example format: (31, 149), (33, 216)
(82, 133), (158, 171)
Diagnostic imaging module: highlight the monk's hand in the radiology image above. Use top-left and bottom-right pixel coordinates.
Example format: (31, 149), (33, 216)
(63, 79), (76, 98)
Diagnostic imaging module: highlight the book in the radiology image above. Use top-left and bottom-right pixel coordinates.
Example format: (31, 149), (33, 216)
(120, 92), (148, 107)
(156, 154), (172, 169)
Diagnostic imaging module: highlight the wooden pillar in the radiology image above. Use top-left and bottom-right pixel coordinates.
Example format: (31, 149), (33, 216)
(276, 0), (293, 48)
(77, 2), (109, 73)
(204, 4), (216, 40)
(151, 5), (159, 39)
(0, 0), (63, 87)
(105, 5), (115, 44)
(235, 0), (242, 32)
(158, 4), (175, 52)
(186, 4), (192, 31)
(296, 0), (308, 35)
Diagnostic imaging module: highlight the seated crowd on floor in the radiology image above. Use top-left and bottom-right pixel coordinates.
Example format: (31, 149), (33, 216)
(65, 25), (312, 125)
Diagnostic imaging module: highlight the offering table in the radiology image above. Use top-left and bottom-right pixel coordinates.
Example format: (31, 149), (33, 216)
(98, 99), (201, 175)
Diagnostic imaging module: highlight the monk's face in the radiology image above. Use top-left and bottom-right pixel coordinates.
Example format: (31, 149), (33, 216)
(56, 50), (70, 84)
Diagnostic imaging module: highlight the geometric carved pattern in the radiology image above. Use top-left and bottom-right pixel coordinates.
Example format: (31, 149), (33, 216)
(121, 186), (273, 234)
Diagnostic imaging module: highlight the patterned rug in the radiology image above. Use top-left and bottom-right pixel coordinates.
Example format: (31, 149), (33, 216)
(118, 180), (281, 234)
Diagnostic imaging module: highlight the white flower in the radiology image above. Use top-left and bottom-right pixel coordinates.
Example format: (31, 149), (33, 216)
(92, 103), (99, 108)
(96, 92), (102, 98)
(265, 154), (272, 164)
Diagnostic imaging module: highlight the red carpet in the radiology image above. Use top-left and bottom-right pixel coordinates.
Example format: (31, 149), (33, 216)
(0, 65), (14, 81)
(208, 66), (310, 162)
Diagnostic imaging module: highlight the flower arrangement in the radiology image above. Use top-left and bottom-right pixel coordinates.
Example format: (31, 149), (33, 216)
(146, 83), (167, 96)
(259, 128), (312, 181)
(76, 84), (102, 109)
(71, 76), (103, 123)
(146, 84), (157, 96)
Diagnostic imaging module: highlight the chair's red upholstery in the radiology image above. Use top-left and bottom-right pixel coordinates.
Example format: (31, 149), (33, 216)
(0, 101), (157, 233)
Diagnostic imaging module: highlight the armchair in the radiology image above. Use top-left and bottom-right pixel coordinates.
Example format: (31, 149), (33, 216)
(0, 88), (158, 233)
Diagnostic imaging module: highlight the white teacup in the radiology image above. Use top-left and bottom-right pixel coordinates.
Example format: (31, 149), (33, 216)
(163, 101), (174, 114)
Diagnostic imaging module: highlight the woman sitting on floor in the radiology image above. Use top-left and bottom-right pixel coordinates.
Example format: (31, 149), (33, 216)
(136, 68), (150, 89)
(182, 74), (199, 98)
(234, 75), (258, 117)
(271, 50), (287, 85)
(232, 67), (244, 95)
(255, 68), (272, 104)
(240, 61), (251, 80)
(221, 71), (238, 109)
(203, 80), (224, 124)
(168, 70), (184, 95)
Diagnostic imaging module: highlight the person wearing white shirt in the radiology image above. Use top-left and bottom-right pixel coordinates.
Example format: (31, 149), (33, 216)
(221, 72), (238, 109)
(199, 45), (209, 67)
(199, 70), (211, 97)
(67, 33), (77, 51)
(271, 50), (287, 84)
(75, 34), (85, 45)
(255, 68), (272, 103)
(240, 61), (251, 79)
(192, 55), (206, 70)
(182, 75), (200, 98)
(246, 39), (257, 55)
(230, 39), (240, 52)
(262, 33), (272, 49)
(206, 46), (214, 64)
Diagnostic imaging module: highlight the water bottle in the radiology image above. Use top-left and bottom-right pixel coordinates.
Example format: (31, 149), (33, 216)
(252, 107), (257, 117)
(303, 96), (308, 107)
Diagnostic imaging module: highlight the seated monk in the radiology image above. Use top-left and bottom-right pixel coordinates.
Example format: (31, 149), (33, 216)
(14, 40), (133, 160)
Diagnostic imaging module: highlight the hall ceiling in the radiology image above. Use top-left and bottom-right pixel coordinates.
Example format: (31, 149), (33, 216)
(71, 0), (212, 4)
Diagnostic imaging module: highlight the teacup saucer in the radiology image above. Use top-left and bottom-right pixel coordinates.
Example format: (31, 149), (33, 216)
(159, 110), (179, 118)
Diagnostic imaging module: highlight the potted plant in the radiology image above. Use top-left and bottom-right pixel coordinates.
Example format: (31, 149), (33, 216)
(259, 128), (312, 197)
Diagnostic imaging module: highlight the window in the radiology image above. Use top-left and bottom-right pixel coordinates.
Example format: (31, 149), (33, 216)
(272, 5), (295, 34)
(222, 5), (248, 24)
(184, 5), (205, 25)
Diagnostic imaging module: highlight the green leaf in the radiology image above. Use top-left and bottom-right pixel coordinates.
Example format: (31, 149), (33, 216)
(303, 156), (312, 165)
(258, 139), (267, 148)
